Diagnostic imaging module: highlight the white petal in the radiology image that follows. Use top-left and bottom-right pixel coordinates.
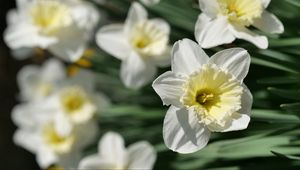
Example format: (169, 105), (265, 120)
(163, 106), (211, 154)
(148, 18), (170, 34)
(49, 26), (86, 62)
(12, 102), (53, 128)
(195, 14), (235, 49)
(198, 0), (219, 18)
(69, 102), (96, 124)
(58, 151), (81, 168)
(150, 45), (171, 67)
(17, 65), (40, 101)
(71, 1), (100, 31)
(10, 47), (34, 60)
(152, 71), (185, 107)
(124, 2), (148, 34)
(127, 141), (156, 170)
(240, 84), (253, 116)
(121, 52), (157, 89)
(76, 120), (99, 148)
(54, 113), (73, 137)
(42, 59), (66, 82)
(11, 104), (34, 128)
(79, 154), (115, 169)
(93, 92), (111, 113)
(253, 11), (284, 34)
(221, 84), (253, 132)
(96, 24), (131, 60)
(16, 0), (32, 9)
(229, 25), (268, 49)
(68, 69), (96, 91)
(171, 38), (209, 76)
(209, 48), (250, 81)
(99, 132), (127, 167)
(262, 0), (271, 8)
(4, 23), (57, 49)
(6, 9), (19, 25)
(36, 146), (58, 169)
(221, 113), (250, 132)
(13, 130), (40, 153)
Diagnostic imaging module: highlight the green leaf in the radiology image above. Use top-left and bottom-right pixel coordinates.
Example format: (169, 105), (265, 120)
(281, 103), (300, 113)
(102, 105), (165, 119)
(251, 109), (300, 123)
(268, 87), (300, 100)
(271, 151), (300, 160)
(257, 76), (300, 85)
(251, 57), (299, 73)
(269, 38), (300, 47)
(286, 0), (300, 8)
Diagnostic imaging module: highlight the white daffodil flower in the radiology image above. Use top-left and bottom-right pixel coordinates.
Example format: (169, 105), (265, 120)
(45, 70), (110, 124)
(12, 105), (98, 168)
(4, 0), (100, 62)
(17, 58), (66, 102)
(140, 0), (160, 6)
(195, 0), (284, 49)
(79, 132), (156, 170)
(96, 2), (170, 89)
(152, 39), (253, 154)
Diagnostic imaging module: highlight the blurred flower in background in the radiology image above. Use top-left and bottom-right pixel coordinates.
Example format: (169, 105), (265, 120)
(4, 0), (99, 62)
(96, 2), (170, 89)
(11, 59), (109, 168)
(79, 131), (156, 170)
(17, 59), (65, 102)
(195, 0), (284, 49)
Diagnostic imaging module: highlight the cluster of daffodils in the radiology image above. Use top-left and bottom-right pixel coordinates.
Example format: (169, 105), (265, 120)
(4, 0), (286, 169)
(12, 59), (110, 168)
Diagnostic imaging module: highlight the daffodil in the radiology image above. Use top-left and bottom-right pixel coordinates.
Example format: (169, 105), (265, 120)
(4, 0), (100, 62)
(79, 132), (156, 170)
(195, 0), (284, 49)
(17, 58), (66, 102)
(45, 70), (110, 124)
(152, 39), (253, 153)
(96, 2), (170, 89)
(12, 105), (98, 168)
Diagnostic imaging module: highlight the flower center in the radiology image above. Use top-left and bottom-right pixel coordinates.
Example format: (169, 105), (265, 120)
(218, 0), (263, 26)
(181, 64), (243, 132)
(196, 90), (215, 106)
(30, 0), (72, 35)
(42, 122), (74, 153)
(129, 20), (168, 57)
(60, 86), (88, 114)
